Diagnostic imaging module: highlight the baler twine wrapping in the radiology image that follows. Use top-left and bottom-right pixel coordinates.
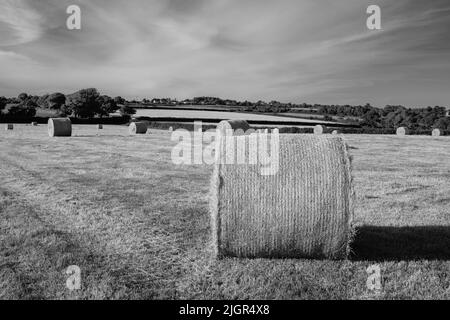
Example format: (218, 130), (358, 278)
(48, 118), (72, 137)
(396, 127), (408, 136)
(216, 120), (250, 136)
(432, 128), (441, 137)
(129, 122), (148, 134)
(314, 125), (324, 135)
(210, 134), (354, 259)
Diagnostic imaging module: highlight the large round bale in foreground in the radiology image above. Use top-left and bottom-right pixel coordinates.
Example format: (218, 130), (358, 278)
(210, 135), (354, 259)
(5, 124), (13, 130)
(129, 122), (147, 135)
(216, 120), (250, 136)
(48, 118), (72, 137)
(432, 128), (441, 137)
(314, 125), (325, 135)
(396, 127), (409, 136)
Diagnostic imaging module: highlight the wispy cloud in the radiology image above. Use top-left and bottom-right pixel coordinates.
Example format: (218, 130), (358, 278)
(0, 0), (449, 107)
(0, 0), (45, 45)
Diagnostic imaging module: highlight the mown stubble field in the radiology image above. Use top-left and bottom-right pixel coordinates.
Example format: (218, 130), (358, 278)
(0, 125), (449, 299)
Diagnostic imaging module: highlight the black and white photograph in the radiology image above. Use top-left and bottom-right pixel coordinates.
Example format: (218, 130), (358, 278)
(0, 0), (449, 304)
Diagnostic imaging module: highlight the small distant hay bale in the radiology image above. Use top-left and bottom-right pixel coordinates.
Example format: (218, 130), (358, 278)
(169, 126), (174, 132)
(5, 124), (13, 130)
(432, 128), (441, 137)
(332, 130), (340, 135)
(210, 134), (354, 259)
(48, 118), (72, 137)
(272, 128), (279, 134)
(97, 124), (103, 130)
(264, 129), (269, 134)
(129, 122), (147, 135)
(314, 125), (325, 135)
(31, 122), (38, 126)
(216, 120), (250, 136)
(396, 127), (409, 136)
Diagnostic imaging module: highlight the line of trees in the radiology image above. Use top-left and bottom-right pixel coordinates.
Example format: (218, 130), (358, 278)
(358, 105), (450, 131)
(0, 88), (136, 120)
(1, 91), (448, 131)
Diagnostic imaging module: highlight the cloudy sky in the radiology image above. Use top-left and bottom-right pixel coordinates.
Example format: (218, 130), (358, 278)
(0, 0), (449, 107)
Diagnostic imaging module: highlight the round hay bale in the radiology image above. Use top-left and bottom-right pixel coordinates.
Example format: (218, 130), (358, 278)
(129, 122), (147, 135)
(48, 118), (72, 137)
(97, 124), (103, 130)
(5, 124), (13, 130)
(31, 122), (38, 126)
(272, 128), (279, 134)
(432, 128), (441, 137)
(169, 126), (174, 132)
(216, 120), (250, 136)
(332, 130), (340, 135)
(210, 135), (354, 259)
(396, 127), (409, 136)
(314, 125), (324, 135)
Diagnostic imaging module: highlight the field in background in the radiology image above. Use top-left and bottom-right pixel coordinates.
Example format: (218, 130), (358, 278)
(0, 125), (449, 299)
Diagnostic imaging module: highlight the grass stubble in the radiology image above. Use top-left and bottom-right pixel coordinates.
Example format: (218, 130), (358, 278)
(0, 125), (449, 299)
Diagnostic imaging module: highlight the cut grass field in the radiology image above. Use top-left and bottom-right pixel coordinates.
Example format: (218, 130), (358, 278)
(0, 125), (449, 299)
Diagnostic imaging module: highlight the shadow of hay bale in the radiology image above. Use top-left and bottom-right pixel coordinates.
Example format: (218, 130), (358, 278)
(350, 226), (450, 261)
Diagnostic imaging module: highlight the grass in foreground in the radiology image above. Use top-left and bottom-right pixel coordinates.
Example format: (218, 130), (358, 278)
(0, 125), (449, 299)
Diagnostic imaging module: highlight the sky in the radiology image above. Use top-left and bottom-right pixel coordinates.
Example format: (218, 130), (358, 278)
(0, 0), (449, 107)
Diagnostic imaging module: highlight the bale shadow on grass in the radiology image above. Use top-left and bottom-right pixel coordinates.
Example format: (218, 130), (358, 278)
(350, 226), (450, 261)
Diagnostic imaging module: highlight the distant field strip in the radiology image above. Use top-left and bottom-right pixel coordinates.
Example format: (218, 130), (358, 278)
(134, 109), (341, 125)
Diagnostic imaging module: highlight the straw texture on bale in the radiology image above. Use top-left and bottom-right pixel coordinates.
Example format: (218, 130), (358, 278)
(129, 122), (147, 135)
(432, 128), (441, 137)
(48, 118), (72, 137)
(210, 134), (354, 259)
(396, 127), (409, 136)
(314, 125), (324, 135)
(216, 120), (250, 136)
(5, 124), (13, 130)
